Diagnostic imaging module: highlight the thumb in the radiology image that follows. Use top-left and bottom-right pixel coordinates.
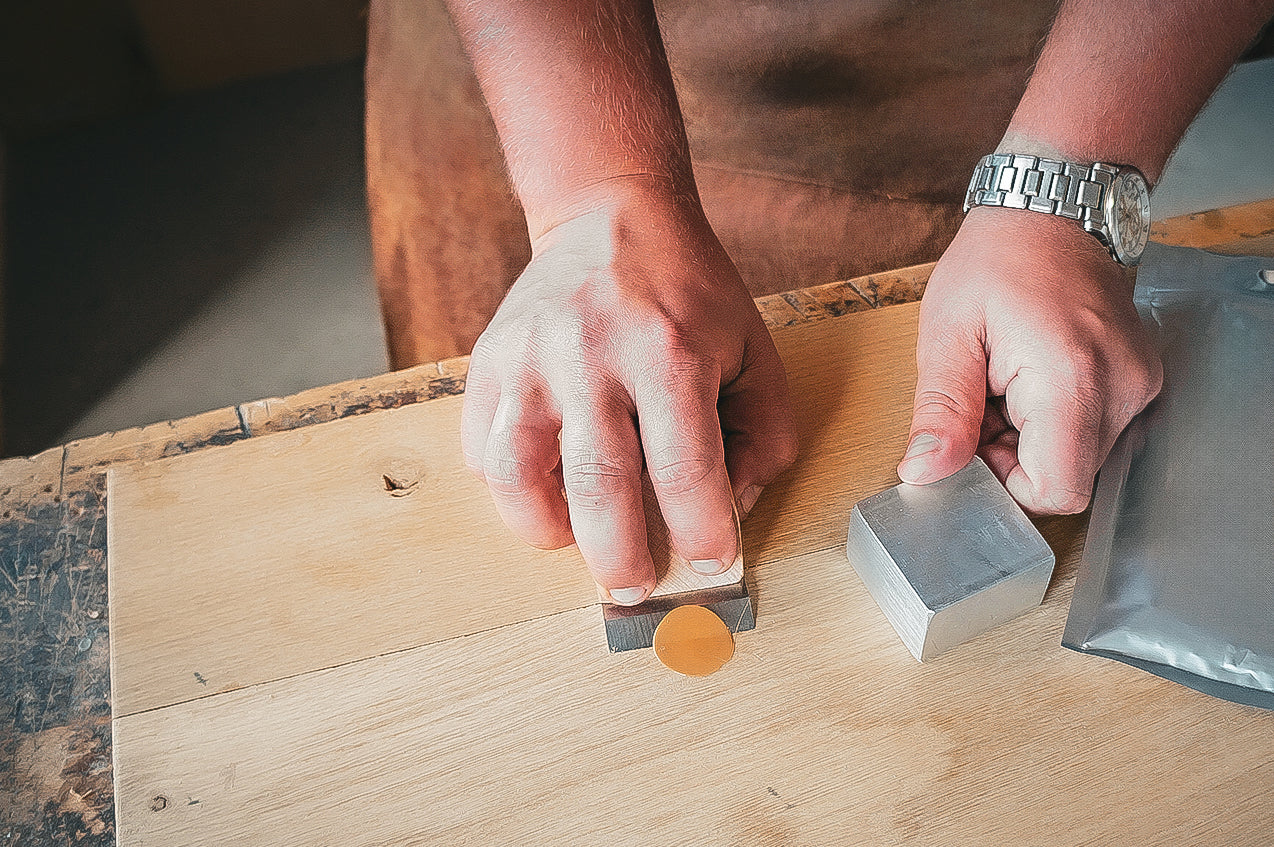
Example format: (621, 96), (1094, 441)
(898, 327), (988, 485)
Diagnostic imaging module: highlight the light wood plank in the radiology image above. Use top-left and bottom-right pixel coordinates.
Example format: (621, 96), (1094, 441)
(105, 263), (1274, 844)
(113, 536), (1274, 846)
(1151, 197), (1274, 256)
(107, 305), (917, 718)
(106, 395), (593, 717)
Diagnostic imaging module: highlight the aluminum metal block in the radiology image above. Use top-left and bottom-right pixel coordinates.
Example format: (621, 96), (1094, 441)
(846, 457), (1054, 662)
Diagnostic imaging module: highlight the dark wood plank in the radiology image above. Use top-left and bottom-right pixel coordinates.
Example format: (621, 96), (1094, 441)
(1, 467), (113, 843)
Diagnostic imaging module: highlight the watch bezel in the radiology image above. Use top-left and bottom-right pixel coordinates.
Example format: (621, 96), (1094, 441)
(1104, 168), (1152, 266)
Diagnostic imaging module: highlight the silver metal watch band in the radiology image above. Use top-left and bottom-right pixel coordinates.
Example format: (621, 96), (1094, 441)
(963, 153), (1117, 238)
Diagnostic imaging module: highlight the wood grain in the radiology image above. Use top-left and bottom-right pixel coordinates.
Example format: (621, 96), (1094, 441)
(113, 538), (1274, 846)
(105, 304), (922, 718)
(106, 395), (591, 717)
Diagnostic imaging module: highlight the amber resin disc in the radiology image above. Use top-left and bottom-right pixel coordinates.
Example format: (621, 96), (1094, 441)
(652, 604), (735, 676)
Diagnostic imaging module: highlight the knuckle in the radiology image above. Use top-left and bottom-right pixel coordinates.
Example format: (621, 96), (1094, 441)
(562, 458), (635, 504)
(649, 456), (717, 495)
(633, 314), (717, 375)
(547, 320), (599, 366)
(470, 326), (527, 375)
(1045, 353), (1093, 394)
(649, 355), (718, 392)
(1042, 487), (1091, 515)
(1070, 382), (1106, 427)
(1028, 467), (1094, 515)
(641, 311), (691, 354)
(469, 332), (501, 365)
(481, 453), (542, 496)
(913, 388), (976, 421)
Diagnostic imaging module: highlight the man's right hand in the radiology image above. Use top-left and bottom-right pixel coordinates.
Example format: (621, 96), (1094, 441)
(460, 181), (797, 605)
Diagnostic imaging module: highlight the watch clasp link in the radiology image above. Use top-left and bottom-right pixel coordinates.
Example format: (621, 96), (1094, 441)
(964, 154), (1114, 240)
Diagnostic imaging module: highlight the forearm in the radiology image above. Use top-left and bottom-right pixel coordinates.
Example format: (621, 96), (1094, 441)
(908, 1), (1272, 509)
(443, 0), (697, 239)
(1001, 0), (1274, 181)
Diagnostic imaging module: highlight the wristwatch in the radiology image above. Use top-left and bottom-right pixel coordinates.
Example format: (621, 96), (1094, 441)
(964, 153), (1152, 267)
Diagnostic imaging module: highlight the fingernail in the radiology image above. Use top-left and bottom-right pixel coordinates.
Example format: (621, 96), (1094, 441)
(737, 484), (763, 519)
(609, 587), (648, 606)
(903, 433), (940, 460)
(899, 434), (941, 483)
(691, 559), (724, 575)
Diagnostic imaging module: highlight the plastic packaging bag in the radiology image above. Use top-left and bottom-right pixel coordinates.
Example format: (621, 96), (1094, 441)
(1063, 243), (1274, 709)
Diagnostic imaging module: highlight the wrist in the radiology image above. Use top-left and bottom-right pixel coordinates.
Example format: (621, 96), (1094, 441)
(995, 131), (1161, 187)
(526, 172), (708, 249)
(961, 205), (1135, 285)
(966, 148), (1152, 267)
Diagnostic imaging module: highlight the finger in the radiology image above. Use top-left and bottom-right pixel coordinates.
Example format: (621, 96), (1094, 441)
(459, 337), (503, 480)
(636, 363), (738, 576)
(899, 318), (988, 485)
(1002, 374), (1103, 514)
(976, 397), (1020, 484)
(560, 392), (656, 605)
(718, 334), (798, 519)
(1096, 368), (1162, 461)
(481, 392), (574, 550)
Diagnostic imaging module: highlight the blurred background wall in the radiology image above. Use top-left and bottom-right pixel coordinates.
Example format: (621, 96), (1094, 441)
(1, 0), (367, 135)
(0, 1), (380, 457)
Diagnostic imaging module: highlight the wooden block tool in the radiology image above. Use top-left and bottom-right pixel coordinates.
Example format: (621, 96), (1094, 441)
(599, 476), (753, 653)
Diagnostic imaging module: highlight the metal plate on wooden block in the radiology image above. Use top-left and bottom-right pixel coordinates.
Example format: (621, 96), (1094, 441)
(601, 578), (754, 653)
(845, 457), (1055, 662)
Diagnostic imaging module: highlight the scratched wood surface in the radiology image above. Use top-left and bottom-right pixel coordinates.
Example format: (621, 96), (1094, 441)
(105, 398), (743, 718)
(110, 301), (1274, 846)
(2, 201), (1272, 844)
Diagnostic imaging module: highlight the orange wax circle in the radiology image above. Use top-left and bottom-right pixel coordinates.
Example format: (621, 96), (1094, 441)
(653, 605), (735, 676)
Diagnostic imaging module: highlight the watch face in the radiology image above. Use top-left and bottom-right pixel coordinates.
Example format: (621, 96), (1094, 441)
(1106, 170), (1152, 265)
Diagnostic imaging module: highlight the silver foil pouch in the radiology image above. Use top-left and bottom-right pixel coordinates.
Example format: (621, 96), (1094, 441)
(1063, 243), (1274, 709)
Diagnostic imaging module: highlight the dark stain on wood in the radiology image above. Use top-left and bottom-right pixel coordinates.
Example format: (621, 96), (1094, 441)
(157, 426), (251, 459)
(1, 468), (114, 840)
(382, 474), (419, 496)
(1, 479), (110, 736)
(1, 472), (114, 843)
(246, 376), (467, 437)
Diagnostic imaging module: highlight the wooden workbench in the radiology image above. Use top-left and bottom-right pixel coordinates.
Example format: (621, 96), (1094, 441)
(2, 199), (1273, 845)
